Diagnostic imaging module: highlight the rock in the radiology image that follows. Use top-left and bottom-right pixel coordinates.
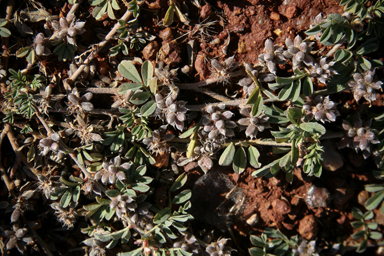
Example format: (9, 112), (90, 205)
(321, 140), (343, 171)
(200, 4), (212, 19)
(285, 6), (297, 19)
(272, 199), (291, 215)
(375, 208), (384, 225)
(158, 41), (182, 66)
(347, 150), (364, 167)
(270, 12), (280, 21)
(142, 41), (159, 60)
(357, 190), (369, 206)
(305, 185), (331, 208)
(159, 27), (173, 42)
(298, 215), (318, 240)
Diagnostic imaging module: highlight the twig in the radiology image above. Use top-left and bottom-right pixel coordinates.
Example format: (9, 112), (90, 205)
(0, 124), (15, 192)
(66, 0), (83, 22)
(67, 3), (144, 86)
(29, 228), (54, 256)
(35, 110), (53, 136)
(5, 124), (39, 179)
(193, 87), (231, 102)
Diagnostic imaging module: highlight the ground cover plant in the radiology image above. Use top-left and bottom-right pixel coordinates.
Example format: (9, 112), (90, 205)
(1, 0), (384, 255)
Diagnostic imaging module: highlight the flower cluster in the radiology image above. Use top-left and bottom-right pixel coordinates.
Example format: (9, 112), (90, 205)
(339, 114), (379, 158)
(67, 88), (94, 115)
(109, 194), (137, 219)
(202, 103), (236, 140)
(50, 15), (85, 45)
(94, 156), (130, 185)
(39, 133), (60, 156)
(34, 33), (51, 56)
(238, 107), (271, 139)
(172, 234), (201, 254)
(238, 63), (259, 98)
(348, 70), (383, 104)
(283, 35), (315, 69)
(307, 57), (337, 84)
(155, 92), (188, 131)
(50, 202), (78, 229)
(258, 39), (286, 74)
(292, 240), (319, 256)
(303, 95), (340, 123)
(155, 61), (179, 86)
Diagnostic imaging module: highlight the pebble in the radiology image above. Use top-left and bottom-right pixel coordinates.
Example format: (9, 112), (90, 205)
(142, 41), (159, 60)
(200, 4), (212, 19)
(321, 140), (343, 171)
(270, 12), (280, 21)
(285, 6), (297, 19)
(298, 215), (318, 240)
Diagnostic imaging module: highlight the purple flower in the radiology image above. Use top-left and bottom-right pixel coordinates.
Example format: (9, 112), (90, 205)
(348, 70), (383, 104)
(202, 103), (237, 140)
(303, 96), (340, 123)
(238, 107), (270, 139)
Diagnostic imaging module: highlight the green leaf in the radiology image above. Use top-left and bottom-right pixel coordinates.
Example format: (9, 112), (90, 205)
(170, 173), (187, 192)
(365, 191), (384, 210)
(179, 125), (198, 138)
(219, 143), (236, 166)
(172, 189), (192, 204)
(247, 87), (260, 105)
(352, 207), (364, 219)
(162, 226), (177, 239)
(0, 27), (11, 38)
(290, 79), (301, 102)
(249, 247), (265, 256)
(130, 92), (150, 105)
(141, 61), (153, 86)
(350, 221), (363, 229)
(365, 184), (384, 192)
(93, 2), (108, 20)
(186, 127), (197, 158)
(163, 3), (175, 26)
(233, 146), (247, 174)
(299, 122), (326, 135)
(131, 183), (150, 192)
(356, 239), (367, 253)
(16, 47), (31, 58)
(278, 83), (293, 101)
(107, 1), (116, 19)
(369, 231), (382, 240)
(118, 83), (143, 94)
(118, 60), (143, 84)
(60, 189), (72, 208)
(320, 26), (333, 44)
(140, 100), (156, 116)
(72, 185), (81, 202)
(252, 95), (264, 117)
(106, 189), (120, 198)
(153, 207), (171, 224)
(302, 76), (313, 96)
(248, 146), (260, 168)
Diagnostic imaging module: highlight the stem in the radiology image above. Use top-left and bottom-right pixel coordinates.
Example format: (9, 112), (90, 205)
(69, 152), (92, 179)
(66, 0), (83, 22)
(225, 139), (291, 147)
(176, 70), (245, 89)
(35, 110), (53, 136)
(67, 3), (144, 86)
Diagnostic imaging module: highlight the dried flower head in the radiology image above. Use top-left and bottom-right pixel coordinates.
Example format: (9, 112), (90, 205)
(10, 190), (34, 223)
(292, 240), (319, 256)
(94, 156), (130, 185)
(50, 202), (78, 229)
(205, 238), (234, 256)
(51, 15), (85, 45)
(65, 122), (102, 145)
(3, 224), (34, 254)
(238, 107), (271, 139)
(202, 103), (237, 140)
(238, 64), (259, 98)
(210, 56), (239, 84)
(283, 35), (315, 68)
(258, 39), (286, 74)
(348, 70), (383, 104)
(303, 95), (340, 123)
(173, 234), (201, 254)
(339, 114), (380, 158)
(308, 57), (337, 84)
(82, 238), (106, 256)
(155, 61), (179, 86)
(142, 125), (174, 155)
(67, 88), (94, 115)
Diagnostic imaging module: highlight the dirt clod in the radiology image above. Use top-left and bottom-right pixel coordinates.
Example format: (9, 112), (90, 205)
(270, 12), (280, 21)
(200, 4), (212, 19)
(298, 215), (318, 240)
(285, 6), (298, 19)
(142, 41), (159, 60)
(158, 41), (182, 66)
